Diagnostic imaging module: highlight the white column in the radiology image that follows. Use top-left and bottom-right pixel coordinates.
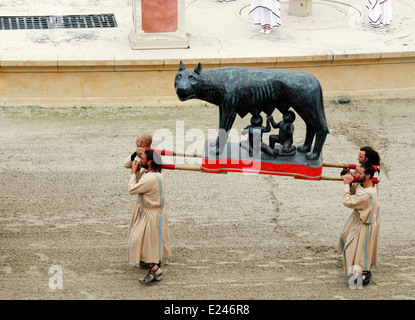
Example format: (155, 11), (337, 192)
(288, 0), (313, 17)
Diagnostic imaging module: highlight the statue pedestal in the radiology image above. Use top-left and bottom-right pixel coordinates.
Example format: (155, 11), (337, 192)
(288, 0), (312, 17)
(200, 140), (322, 180)
(130, 0), (189, 50)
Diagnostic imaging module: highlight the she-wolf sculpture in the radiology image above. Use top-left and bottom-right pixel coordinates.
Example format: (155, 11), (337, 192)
(174, 61), (329, 161)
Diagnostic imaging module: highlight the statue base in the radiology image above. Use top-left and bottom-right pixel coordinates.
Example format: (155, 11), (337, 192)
(130, 0), (189, 50)
(201, 140), (323, 180)
(129, 29), (189, 50)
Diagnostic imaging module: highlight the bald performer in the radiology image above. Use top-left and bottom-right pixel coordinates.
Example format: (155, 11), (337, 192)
(124, 133), (153, 170)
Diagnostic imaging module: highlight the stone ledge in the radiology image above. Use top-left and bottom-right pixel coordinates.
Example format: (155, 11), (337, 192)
(1, 51), (414, 72)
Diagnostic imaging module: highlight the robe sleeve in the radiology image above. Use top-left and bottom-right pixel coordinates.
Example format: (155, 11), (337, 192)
(349, 183), (357, 195)
(342, 185), (373, 223)
(124, 152), (137, 169)
(342, 185), (370, 210)
(128, 172), (153, 195)
(125, 154), (145, 182)
(124, 156), (132, 169)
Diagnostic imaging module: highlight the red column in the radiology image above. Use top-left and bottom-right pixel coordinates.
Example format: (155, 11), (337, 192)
(141, 0), (178, 33)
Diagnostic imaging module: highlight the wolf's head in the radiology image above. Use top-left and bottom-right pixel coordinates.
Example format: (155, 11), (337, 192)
(174, 61), (203, 101)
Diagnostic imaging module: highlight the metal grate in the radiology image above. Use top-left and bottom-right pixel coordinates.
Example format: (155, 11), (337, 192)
(0, 14), (117, 30)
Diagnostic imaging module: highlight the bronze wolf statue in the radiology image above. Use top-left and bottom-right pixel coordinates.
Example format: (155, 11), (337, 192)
(174, 61), (329, 160)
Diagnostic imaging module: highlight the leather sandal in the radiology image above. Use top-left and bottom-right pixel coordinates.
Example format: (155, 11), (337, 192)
(362, 271), (372, 285)
(139, 264), (162, 284)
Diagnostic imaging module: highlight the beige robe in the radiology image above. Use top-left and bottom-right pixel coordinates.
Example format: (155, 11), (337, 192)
(126, 163), (171, 264)
(339, 184), (379, 274)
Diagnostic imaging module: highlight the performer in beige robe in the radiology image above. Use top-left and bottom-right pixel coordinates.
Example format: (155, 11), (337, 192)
(126, 149), (171, 283)
(366, 0), (392, 28)
(124, 132), (158, 269)
(339, 163), (379, 285)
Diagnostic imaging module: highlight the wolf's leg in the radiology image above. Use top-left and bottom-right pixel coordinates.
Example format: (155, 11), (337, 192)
(297, 123), (314, 154)
(215, 112), (237, 155)
(210, 107), (223, 148)
(306, 127), (328, 160)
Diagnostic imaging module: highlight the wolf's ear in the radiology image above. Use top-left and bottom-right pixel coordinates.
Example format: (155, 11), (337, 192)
(194, 63), (202, 75)
(178, 60), (186, 71)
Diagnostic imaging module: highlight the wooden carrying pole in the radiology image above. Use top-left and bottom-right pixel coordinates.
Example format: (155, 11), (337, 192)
(161, 164), (378, 183)
(162, 164), (200, 172)
(155, 149), (203, 158)
(318, 176), (378, 183)
(162, 164), (227, 174)
(322, 162), (380, 172)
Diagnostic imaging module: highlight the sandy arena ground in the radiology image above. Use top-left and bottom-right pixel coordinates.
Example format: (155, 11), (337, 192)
(1, 98), (415, 300)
